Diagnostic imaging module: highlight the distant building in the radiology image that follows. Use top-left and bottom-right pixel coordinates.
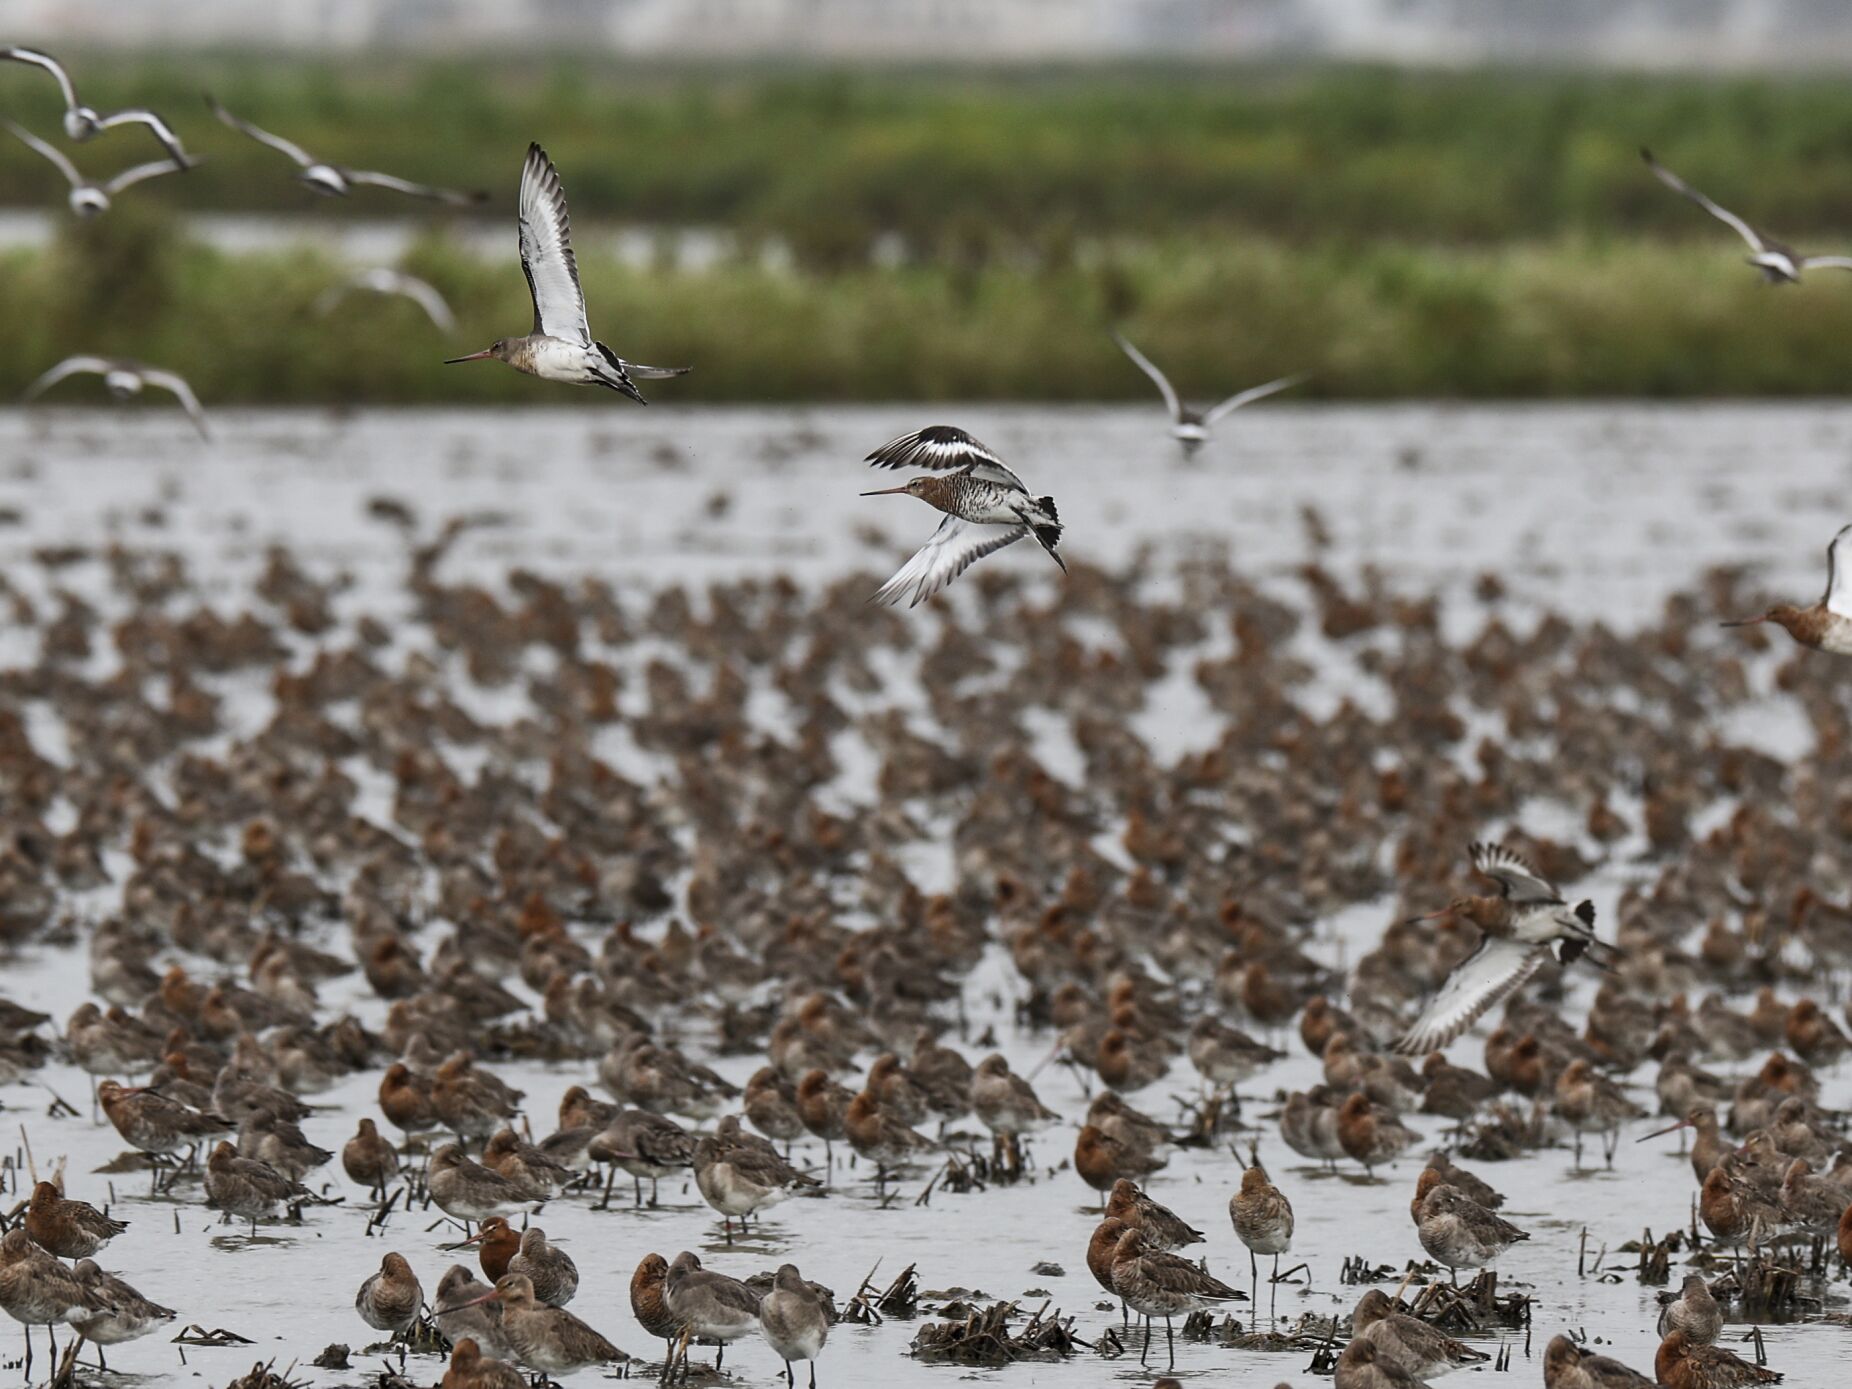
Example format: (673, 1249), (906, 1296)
(11, 0), (1852, 66)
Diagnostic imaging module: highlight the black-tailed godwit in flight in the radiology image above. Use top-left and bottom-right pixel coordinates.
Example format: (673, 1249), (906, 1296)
(860, 425), (1065, 607)
(444, 143), (688, 402)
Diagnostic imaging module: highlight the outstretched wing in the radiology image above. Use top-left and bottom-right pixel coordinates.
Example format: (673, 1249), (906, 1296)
(103, 155), (194, 197)
(138, 369), (210, 440)
(0, 48), (78, 109)
(1469, 841), (1561, 905)
(865, 425), (1026, 492)
(375, 271), (456, 333)
(1111, 331), (1182, 423)
(344, 169), (485, 207)
(206, 96), (315, 168)
(1798, 256), (1852, 272)
(1203, 372), (1308, 426)
(23, 355), (113, 399)
(517, 143), (589, 344)
(872, 517), (1026, 608)
(1641, 148), (1767, 254)
(1826, 522), (1852, 619)
(94, 108), (190, 162)
(1391, 938), (1548, 1056)
(2, 119), (81, 188)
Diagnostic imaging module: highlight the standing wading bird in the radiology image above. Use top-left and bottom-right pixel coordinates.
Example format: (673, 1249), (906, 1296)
(3, 120), (195, 219)
(1722, 523), (1852, 656)
(316, 268), (457, 334)
(1642, 148), (1852, 284)
(206, 96), (486, 205)
(1111, 330), (1304, 456)
(444, 143), (688, 401)
(0, 48), (189, 159)
(24, 357), (209, 439)
(859, 426), (1065, 607)
(1392, 842), (1615, 1055)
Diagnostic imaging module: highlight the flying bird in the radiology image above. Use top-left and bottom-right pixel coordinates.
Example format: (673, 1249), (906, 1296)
(0, 47), (189, 160)
(3, 119), (195, 219)
(1642, 148), (1852, 284)
(1722, 522), (1852, 657)
(860, 425), (1065, 608)
(444, 143), (688, 403)
(24, 357), (210, 439)
(1111, 331), (1304, 456)
(206, 95), (486, 206)
(316, 267), (457, 334)
(1391, 842), (1612, 1056)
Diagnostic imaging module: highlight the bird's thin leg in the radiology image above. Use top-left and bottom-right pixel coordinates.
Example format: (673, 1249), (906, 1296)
(1271, 1253), (1280, 1326)
(1139, 1317), (1150, 1365)
(1165, 1315), (1175, 1369)
(1249, 1246), (1258, 1323)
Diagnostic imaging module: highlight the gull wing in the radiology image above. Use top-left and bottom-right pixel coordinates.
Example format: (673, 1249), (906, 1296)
(94, 108), (190, 162)
(1798, 256), (1852, 272)
(865, 425), (1026, 492)
(1469, 840), (1561, 905)
(1203, 372), (1308, 426)
(206, 95), (314, 168)
(1391, 937), (1548, 1056)
(1111, 330), (1182, 423)
(364, 270), (456, 333)
(872, 517), (1026, 608)
(23, 355), (114, 399)
(0, 48), (78, 109)
(1825, 522), (1852, 619)
(517, 142), (590, 344)
(1641, 148), (1767, 254)
(344, 168), (485, 207)
(138, 369), (211, 440)
(2, 119), (81, 188)
(102, 155), (195, 197)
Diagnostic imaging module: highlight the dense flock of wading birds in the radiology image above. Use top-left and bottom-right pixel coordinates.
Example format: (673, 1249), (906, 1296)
(0, 40), (1850, 1389)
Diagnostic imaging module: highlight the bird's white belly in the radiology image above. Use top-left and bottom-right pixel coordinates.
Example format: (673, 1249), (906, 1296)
(522, 337), (594, 383)
(1173, 423), (1209, 443)
(1822, 618), (1852, 656)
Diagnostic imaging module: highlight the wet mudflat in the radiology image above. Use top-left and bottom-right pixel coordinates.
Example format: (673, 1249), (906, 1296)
(0, 403), (1846, 1389)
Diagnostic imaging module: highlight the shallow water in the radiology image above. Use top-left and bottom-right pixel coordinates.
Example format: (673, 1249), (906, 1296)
(0, 402), (1846, 1389)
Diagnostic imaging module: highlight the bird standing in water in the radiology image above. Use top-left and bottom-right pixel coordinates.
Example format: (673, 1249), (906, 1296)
(1722, 523), (1852, 657)
(860, 425), (1065, 607)
(445, 144), (688, 403)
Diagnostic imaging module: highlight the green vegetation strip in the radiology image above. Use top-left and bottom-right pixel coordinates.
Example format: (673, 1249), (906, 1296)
(10, 215), (1852, 403)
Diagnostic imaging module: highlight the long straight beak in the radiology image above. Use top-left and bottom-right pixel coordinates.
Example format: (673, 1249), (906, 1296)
(1718, 616), (1766, 628)
(1636, 1118), (1692, 1143)
(444, 349), (495, 364)
(860, 485), (911, 496)
(439, 1289), (501, 1312)
(444, 1228), (489, 1250)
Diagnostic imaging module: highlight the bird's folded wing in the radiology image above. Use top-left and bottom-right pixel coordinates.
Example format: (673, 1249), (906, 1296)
(1827, 522), (1852, 619)
(1392, 937), (1546, 1055)
(865, 425), (1027, 492)
(518, 143), (590, 344)
(872, 517), (1026, 608)
(1469, 840), (1560, 904)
